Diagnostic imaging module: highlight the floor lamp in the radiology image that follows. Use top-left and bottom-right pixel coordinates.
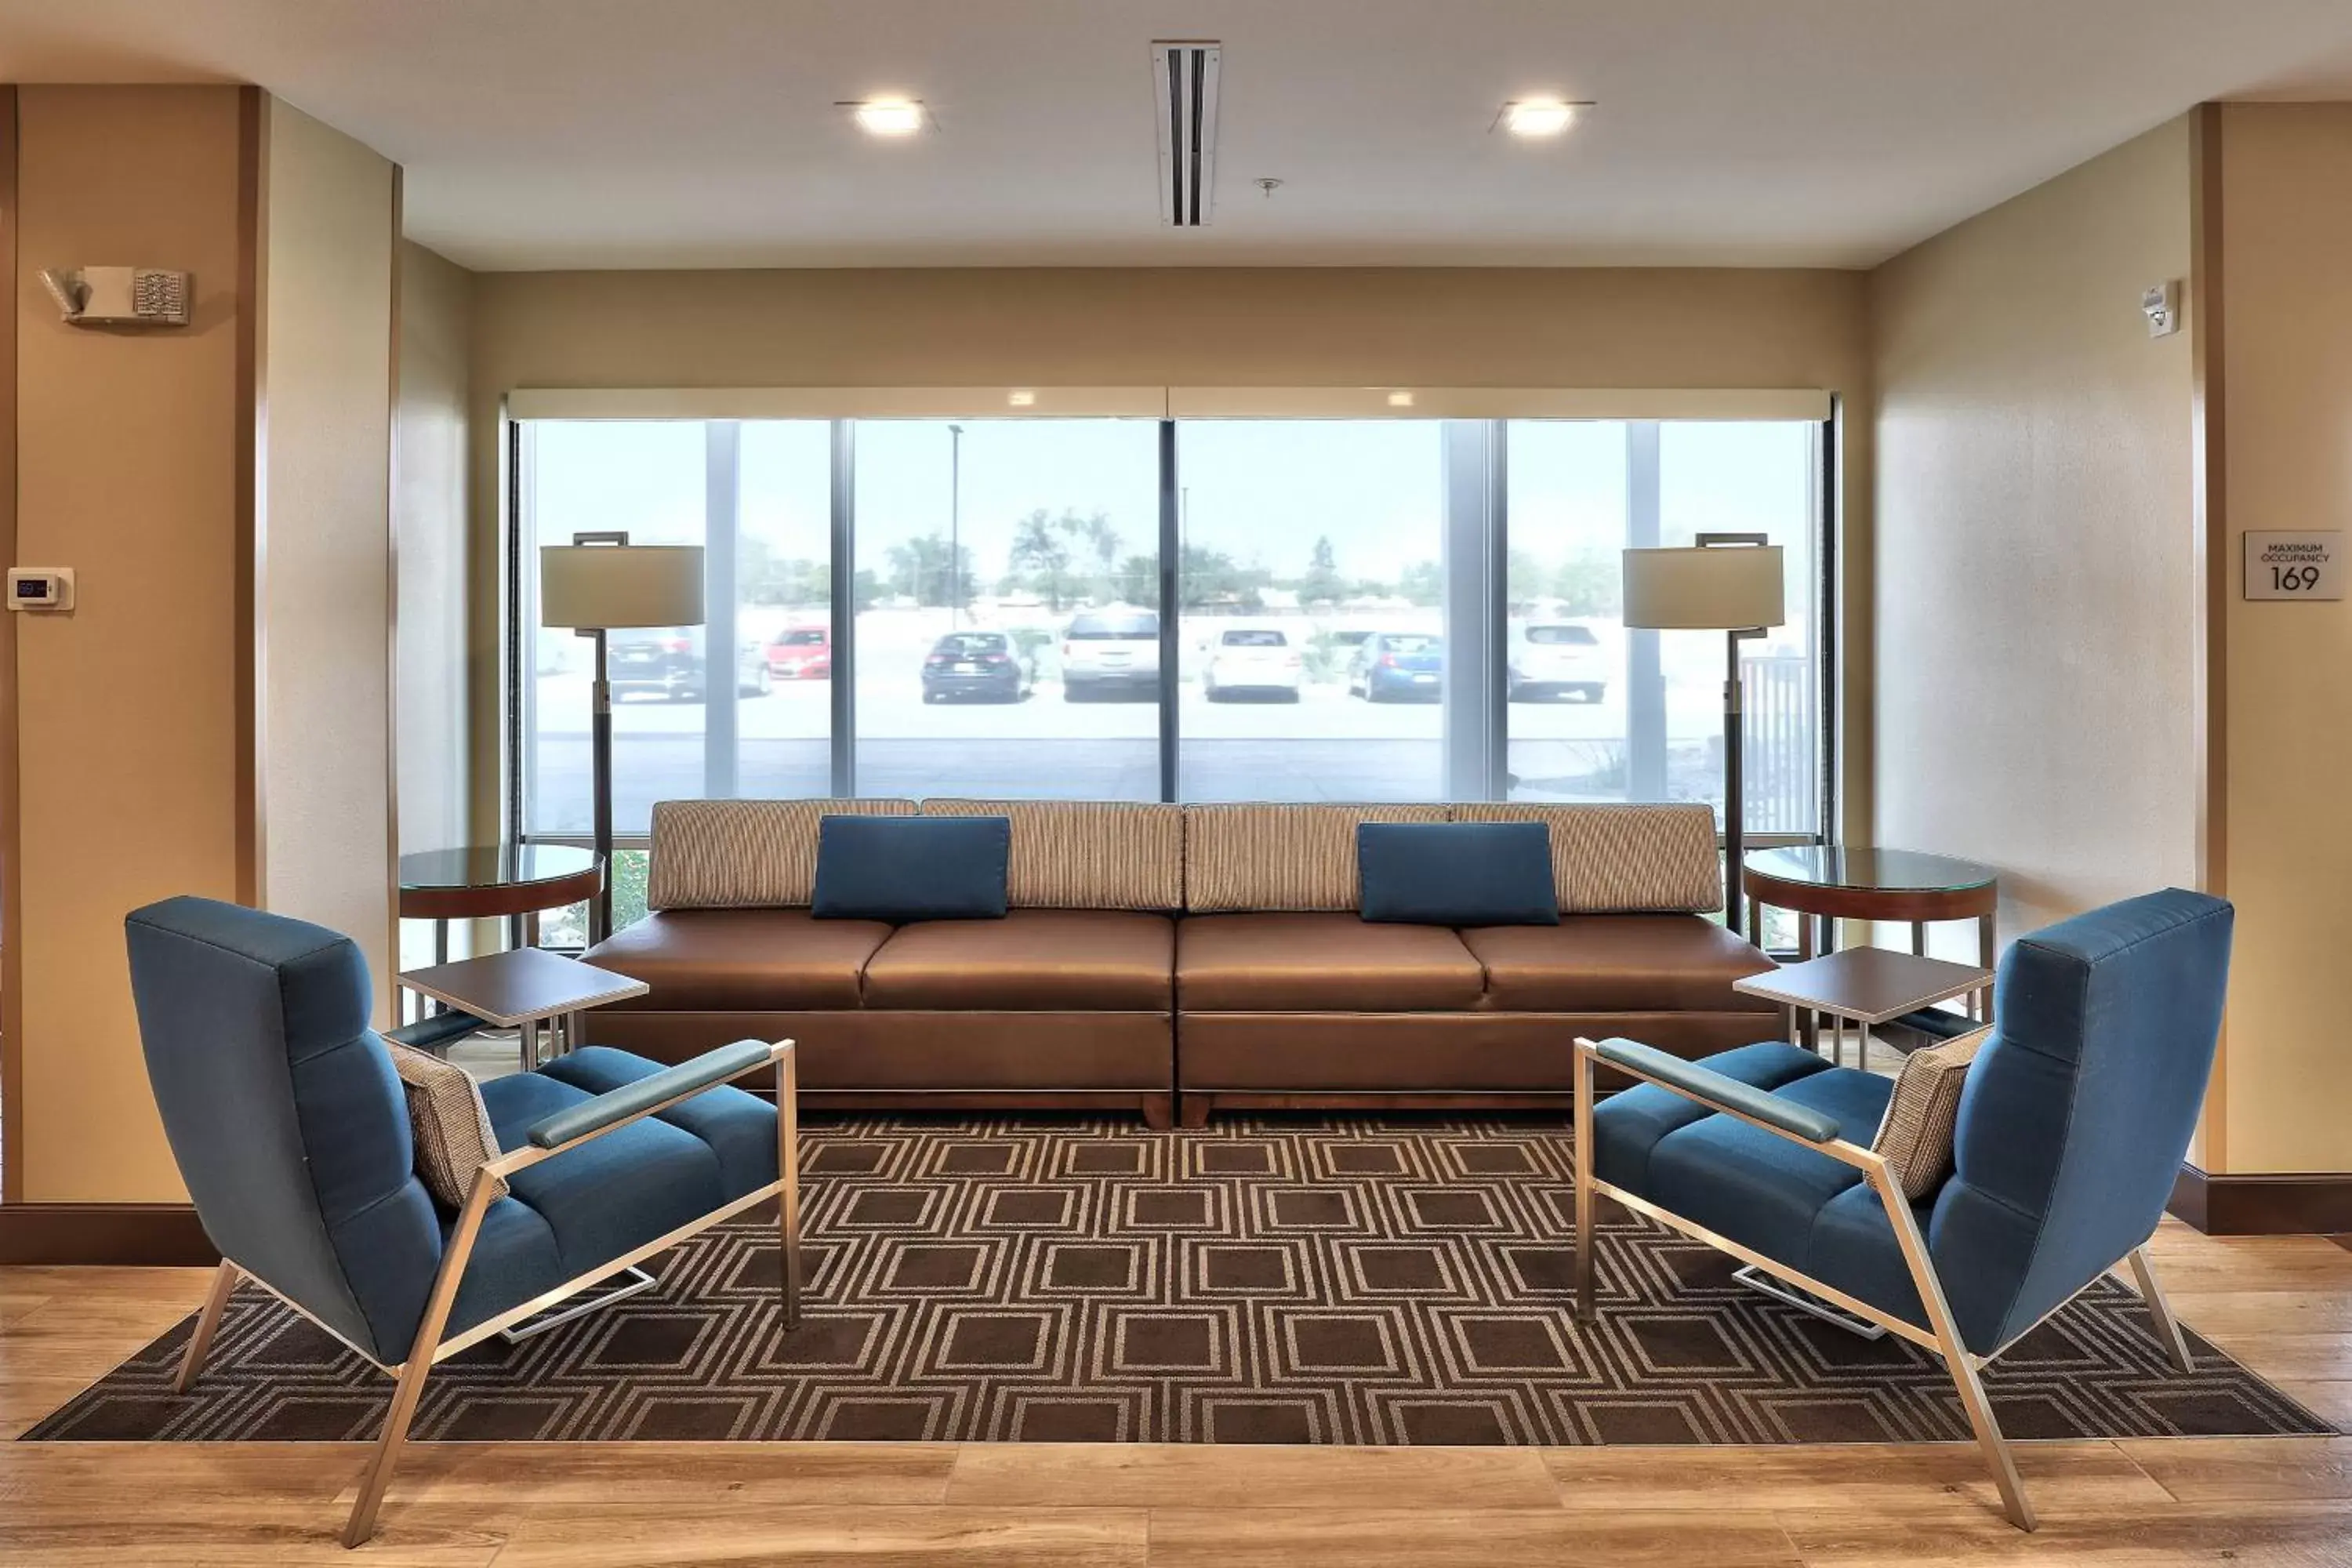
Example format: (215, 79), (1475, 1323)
(1621, 534), (1785, 934)
(539, 532), (706, 945)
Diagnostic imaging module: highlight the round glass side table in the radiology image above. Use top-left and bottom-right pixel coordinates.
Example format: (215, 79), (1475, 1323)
(397, 844), (604, 958)
(1741, 846), (1999, 1038)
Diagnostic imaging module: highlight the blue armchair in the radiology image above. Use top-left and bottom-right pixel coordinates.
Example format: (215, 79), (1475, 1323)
(1577, 888), (2231, 1531)
(125, 896), (803, 1548)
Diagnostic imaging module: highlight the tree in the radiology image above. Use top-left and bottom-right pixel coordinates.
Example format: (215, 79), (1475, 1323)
(1298, 534), (1345, 606)
(884, 532), (975, 608)
(1398, 559), (1444, 607)
(1551, 548), (1621, 616)
(739, 535), (828, 608)
(1063, 511), (1122, 575)
(1008, 509), (1075, 609)
(1114, 553), (1160, 608)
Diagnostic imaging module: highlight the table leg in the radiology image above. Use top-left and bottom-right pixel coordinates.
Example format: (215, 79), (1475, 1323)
(430, 920), (448, 1018)
(1798, 909), (1818, 1056)
(1911, 920), (1926, 956)
(520, 1018), (538, 1075)
(1976, 913), (1996, 1022)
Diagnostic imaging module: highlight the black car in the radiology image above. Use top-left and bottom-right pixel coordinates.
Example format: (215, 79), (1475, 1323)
(608, 626), (770, 702)
(921, 631), (1029, 703)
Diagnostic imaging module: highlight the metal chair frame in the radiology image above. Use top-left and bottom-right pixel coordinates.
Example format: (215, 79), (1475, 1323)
(172, 1040), (804, 1548)
(1571, 1036), (2194, 1533)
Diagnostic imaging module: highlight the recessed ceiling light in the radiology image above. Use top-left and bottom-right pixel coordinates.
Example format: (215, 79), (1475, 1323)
(1500, 100), (1581, 138)
(1007, 390), (1037, 407)
(1386, 390), (1416, 408)
(848, 99), (927, 137)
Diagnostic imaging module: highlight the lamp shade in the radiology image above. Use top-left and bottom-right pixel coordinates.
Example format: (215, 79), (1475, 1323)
(1621, 544), (1784, 630)
(540, 544), (706, 629)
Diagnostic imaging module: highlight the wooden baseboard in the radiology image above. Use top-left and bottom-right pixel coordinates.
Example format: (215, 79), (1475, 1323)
(2171, 1163), (2352, 1236)
(0, 1203), (219, 1265)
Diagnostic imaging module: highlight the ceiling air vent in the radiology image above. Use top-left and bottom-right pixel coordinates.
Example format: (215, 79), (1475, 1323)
(1152, 41), (1221, 227)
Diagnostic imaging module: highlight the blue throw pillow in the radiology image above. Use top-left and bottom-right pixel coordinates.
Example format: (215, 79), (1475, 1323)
(812, 815), (1011, 921)
(1356, 821), (1559, 927)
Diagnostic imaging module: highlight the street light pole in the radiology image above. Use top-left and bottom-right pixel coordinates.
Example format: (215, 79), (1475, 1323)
(948, 424), (964, 627)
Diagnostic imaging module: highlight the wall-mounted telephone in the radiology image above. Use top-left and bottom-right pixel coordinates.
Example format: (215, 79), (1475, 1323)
(39, 267), (191, 327)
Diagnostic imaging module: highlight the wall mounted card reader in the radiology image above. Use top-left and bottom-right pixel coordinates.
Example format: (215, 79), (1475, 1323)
(6, 568), (74, 611)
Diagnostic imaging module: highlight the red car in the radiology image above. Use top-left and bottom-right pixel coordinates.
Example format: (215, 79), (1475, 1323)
(764, 626), (831, 680)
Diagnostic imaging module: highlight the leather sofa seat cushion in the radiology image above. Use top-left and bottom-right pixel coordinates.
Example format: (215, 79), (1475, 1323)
(862, 909), (1175, 1011)
(1178, 913), (1486, 1012)
(585, 909), (892, 1011)
(1461, 916), (1779, 1014)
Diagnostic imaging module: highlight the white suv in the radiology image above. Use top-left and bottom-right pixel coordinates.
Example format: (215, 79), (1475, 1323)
(1203, 626), (1304, 702)
(1507, 621), (1610, 702)
(1061, 608), (1160, 702)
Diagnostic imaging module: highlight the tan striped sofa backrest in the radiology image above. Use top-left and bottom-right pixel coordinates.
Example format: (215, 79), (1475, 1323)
(1449, 802), (1722, 913)
(645, 798), (917, 909)
(920, 799), (1184, 911)
(1181, 803), (1451, 913)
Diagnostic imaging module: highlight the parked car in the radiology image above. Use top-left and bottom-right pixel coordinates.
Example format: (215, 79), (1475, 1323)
(765, 625), (831, 681)
(1203, 626), (1303, 702)
(1061, 607), (1160, 701)
(608, 626), (770, 702)
(921, 630), (1029, 703)
(1346, 631), (1443, 702)
(1507, 621), (1609, 702)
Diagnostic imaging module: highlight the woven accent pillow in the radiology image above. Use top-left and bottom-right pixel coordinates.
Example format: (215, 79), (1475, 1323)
(1871, 1028), (1988, 1200)
(1183, 803), (1450, 913)
(1450, 802), (1722, 913)
(386, 1042), (507, 1207)
(921, 799), (1183, 910)
(647, 798), (917, 909)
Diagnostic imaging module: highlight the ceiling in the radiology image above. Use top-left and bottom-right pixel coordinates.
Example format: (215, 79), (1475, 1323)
(5, 0), (2352, 271)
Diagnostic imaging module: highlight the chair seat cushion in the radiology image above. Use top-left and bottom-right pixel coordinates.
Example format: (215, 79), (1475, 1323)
(1461, 916), (1780, 1013)
(477, 1063), (726, 1282)
(861, 909), (1175, 1011)
(539, 1045), (779, 1198)
(1589, 1040), (1832, 1192)
(584, 908), (893, 1011)
(1178, 913), (1486, 1011)
(1645, 1064), (1896, 1269)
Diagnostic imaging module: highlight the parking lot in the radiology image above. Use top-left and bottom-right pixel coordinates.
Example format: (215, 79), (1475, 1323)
(527, 651), (1730, 834)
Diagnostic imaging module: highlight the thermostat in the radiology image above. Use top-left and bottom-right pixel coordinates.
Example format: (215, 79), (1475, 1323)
(6, 568), (74, 612)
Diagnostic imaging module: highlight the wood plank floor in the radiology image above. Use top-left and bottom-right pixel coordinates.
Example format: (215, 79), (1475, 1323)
(2, 1218), (2346, 1565)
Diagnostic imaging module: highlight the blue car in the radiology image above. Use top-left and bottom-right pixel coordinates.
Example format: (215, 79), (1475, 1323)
(1347, 631), (1443, 702)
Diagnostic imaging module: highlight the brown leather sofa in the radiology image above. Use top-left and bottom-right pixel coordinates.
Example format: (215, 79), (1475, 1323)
(581, 797), (1780, 1127)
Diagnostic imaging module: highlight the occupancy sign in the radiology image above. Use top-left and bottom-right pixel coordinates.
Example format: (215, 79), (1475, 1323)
(2245, 532), (2343, 601)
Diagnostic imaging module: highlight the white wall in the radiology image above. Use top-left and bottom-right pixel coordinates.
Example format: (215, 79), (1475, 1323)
(261, 100), (398, 1017)
(1870, 119), (2198, 946)
(394, 239), (473, 965)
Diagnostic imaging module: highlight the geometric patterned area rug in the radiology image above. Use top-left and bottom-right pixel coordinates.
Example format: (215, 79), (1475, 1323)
(24, 1116), (2336, 1446)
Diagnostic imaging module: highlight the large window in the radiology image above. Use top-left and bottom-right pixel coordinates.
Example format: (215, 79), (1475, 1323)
(513, 408), (1830, 872)
(1504, 419), (1822, 836)
(1178, 422), (1446, 800)
(853, 420), (1162, 799)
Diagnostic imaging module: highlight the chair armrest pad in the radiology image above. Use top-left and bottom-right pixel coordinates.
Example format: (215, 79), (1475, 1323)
(1592, 1038), (1842, 1144)
(525, 1039), (776, 1150)
(383, 1010), (485, 1054)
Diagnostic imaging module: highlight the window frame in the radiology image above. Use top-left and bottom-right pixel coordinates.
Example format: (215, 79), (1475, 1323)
(504, 406), (1838, 855)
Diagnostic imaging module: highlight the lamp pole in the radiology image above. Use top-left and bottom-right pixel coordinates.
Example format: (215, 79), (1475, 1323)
(948, 424), (964, 626)
(1697, 532), (1769, 935)
(570, 529), (631, 946)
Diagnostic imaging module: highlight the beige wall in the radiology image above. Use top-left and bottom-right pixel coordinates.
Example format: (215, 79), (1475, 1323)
(395, 240), (474, 964)
(1869, 121), (2198, 949)
(260, 101), (398, 1019)
(12, 86), (251, 1201)
(466, 266), (1875, 837)
(2213, 103), (2352, 1175)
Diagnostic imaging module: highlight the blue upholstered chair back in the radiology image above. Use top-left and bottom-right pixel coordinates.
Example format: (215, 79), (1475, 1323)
(125, 897), (446, 1365)
(1927, 888), (2231, 1356)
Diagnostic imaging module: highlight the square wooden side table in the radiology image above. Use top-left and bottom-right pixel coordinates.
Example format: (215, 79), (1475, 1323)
(1734, 946), (1991, 1069)
(397, 947), (648, 1073)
